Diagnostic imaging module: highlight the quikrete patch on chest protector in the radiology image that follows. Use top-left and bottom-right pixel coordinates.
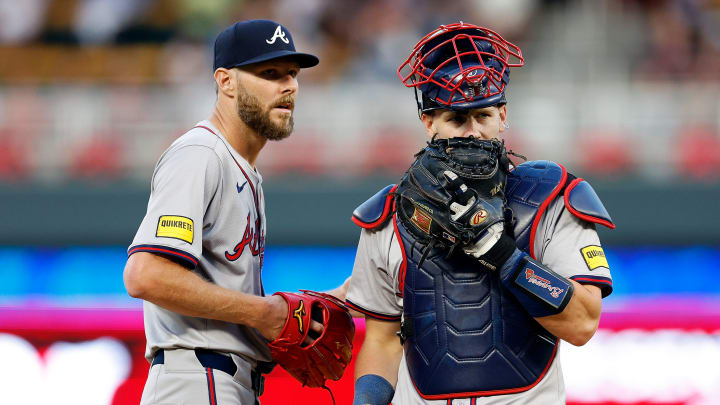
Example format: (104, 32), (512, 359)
(580, 245), (608, 270)
(156, 215), (194, 244)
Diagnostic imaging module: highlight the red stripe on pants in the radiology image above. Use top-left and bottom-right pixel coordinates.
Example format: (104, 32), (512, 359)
(206, 368), (217, 405)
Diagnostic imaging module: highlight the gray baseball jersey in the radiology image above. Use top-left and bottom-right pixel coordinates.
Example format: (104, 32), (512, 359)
(347, 197), (613, 404)
(129, 120), (270, 364)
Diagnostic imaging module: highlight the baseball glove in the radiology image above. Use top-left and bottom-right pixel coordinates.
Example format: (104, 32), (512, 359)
(268, 290), (355, 388)
(395, 137), (512, 262)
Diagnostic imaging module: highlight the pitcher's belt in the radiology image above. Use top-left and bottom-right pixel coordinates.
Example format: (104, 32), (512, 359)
(152, 348), (265, 395)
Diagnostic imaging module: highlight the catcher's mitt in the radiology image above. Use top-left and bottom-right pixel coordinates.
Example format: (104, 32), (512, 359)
(268, 290), (355, 388)
(395, 137), (512, 260)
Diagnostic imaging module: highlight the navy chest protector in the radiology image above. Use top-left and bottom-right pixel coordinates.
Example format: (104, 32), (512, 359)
(352, 161), (614, 399)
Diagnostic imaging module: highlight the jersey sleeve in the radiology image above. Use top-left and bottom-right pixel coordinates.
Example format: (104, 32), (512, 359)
(128, 144), (222, 268)
(346, 225), (403, 321)
(535, 197), (613, 297)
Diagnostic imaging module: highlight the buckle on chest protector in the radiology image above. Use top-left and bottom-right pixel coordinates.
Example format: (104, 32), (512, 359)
(398, 318), (414, 345)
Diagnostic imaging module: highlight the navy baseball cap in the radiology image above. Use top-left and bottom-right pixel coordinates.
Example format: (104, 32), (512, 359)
(213, 19), (319, 71)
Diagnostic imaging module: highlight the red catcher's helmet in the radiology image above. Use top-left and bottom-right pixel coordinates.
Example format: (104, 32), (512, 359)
(398, 22), (524, 114)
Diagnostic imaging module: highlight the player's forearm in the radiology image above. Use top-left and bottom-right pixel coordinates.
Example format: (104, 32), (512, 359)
(480, 243), (603, 346)
(355, 343), (403, 387)
(324, 276), (350, 301)
(124, 252), (270, 330)
(355, 323), (403, 387)
(535, 281), (602, 346)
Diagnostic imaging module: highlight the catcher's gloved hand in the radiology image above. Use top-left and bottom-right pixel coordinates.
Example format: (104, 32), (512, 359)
(395, 138), (575, 318)
(395, 137), (511, 262)
(446, 170), (505, 257)
(268, 290), (355, 388)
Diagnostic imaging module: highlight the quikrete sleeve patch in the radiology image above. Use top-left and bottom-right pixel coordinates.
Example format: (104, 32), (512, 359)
(156, 215), (194, 244)
(580, 245), (609, 270)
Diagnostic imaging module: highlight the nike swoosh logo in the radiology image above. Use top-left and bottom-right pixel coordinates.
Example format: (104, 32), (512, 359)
(236, 182), (247, 193)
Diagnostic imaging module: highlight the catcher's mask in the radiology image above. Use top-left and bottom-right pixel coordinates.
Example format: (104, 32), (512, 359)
(398, 22), (524, 115)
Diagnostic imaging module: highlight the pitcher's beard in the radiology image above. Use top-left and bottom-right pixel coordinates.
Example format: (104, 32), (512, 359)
(237, 91), (294, 141)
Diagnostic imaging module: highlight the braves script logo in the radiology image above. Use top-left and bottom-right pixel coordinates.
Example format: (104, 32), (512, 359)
(525, 268), (565, 298)
(293, 300), (306, 333)
(266, 25), (289, 44)
(225, 213), (265, 261)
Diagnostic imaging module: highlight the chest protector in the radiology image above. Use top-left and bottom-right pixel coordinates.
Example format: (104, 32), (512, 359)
(396, 160), (565, 400)
(351, 161), (613, 400)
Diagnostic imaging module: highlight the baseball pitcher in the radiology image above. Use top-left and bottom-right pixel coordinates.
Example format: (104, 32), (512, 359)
(124, 19), (354, 405)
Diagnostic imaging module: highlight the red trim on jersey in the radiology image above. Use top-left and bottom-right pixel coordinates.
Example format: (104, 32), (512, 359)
(194, 125), (216, 135)
(237, 163), (259, 210)
(571, 276), (612, 285)
(528, 164), (568, 260)
(206, 368), (217, 405)
(564, 178), (616, 229)
(410, 338), (560, 400)
(193, 124), (265, 283)
(392, 206), (409, 298)
(128, 245), (198, 267)
(570, 275), (613, 297)
(345, 300), (401, 321)
(351, 185), (398, 229)
(193, 125), (261, 214)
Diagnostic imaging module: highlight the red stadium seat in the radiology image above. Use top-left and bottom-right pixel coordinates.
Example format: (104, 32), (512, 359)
(675, 126), (720, 179)
(260, 131), (328, 176)
(501, 129), (528, 164)
(359, 128), (423, 176)
(69, 135), (125, 178)
(0, 129), (30, 179)
(574, 130), (636, 176)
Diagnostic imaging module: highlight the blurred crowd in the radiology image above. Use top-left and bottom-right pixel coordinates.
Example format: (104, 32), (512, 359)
(632, 0), (720, 81)
(0, 0), (545, 83)
(2, 0), (717, 83)
(0, 0), (719, 182)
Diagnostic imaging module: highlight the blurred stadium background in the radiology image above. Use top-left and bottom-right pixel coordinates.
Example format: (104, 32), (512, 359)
(0, 0), (719, 404)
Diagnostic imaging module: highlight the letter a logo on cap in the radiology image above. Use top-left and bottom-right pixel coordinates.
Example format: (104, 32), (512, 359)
(266, 25), (289, 44)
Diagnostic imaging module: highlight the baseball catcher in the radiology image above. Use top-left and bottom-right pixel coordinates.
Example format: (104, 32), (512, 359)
(345, 21), (616, 405)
